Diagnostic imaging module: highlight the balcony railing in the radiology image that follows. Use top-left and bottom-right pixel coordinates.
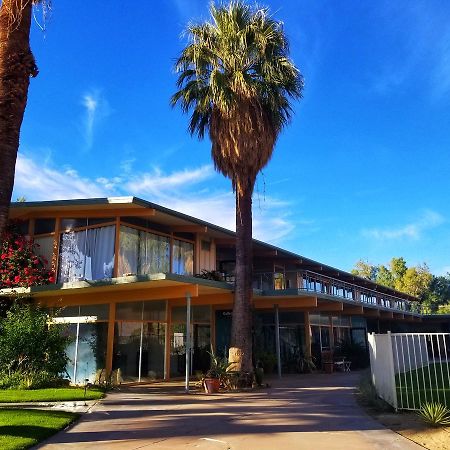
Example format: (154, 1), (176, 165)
(252, 270), (422, 314)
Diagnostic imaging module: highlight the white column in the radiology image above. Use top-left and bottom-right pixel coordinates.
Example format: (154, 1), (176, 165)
(185, 292), (192, 393)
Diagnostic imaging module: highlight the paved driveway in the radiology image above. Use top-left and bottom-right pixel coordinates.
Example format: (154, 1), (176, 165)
(37, 373), (422, 449)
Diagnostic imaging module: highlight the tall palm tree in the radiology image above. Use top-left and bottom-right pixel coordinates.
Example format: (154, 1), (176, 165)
(0, 0), (39, 236)
(172, 1), (303, 373)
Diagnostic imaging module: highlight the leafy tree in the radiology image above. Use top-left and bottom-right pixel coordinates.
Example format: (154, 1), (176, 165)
(351, 260), (377, 280)
(423, 274), (450, 313)
(0, 302), (70, 388)
(172, 1), (303, 372)
(390, 257), (407, 282)
(399, 264), (432, 299)
(0, 1), (42, 236)
(376, 265), (394, 288)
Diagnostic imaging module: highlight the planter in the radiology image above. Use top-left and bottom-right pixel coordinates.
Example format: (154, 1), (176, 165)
(204, 377), (220, 394)
(323, 361), (334, 374)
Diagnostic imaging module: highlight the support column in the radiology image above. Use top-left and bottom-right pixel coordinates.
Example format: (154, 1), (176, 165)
(274, 304), (281, 378)
(185, 292), (192, 393)
(305, 311), (312, 359)
(106, 302), (116, 376)
(164, 300), (171, 380)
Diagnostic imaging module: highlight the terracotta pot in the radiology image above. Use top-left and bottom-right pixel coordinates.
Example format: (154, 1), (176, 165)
(204, 377), (220, 394)
(323, 362), (334, 374)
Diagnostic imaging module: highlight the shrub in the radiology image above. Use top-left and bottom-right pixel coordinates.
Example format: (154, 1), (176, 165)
(0, 220), (55, 290)
(418, 402), (450, 427)
(0, 303), (70, 389)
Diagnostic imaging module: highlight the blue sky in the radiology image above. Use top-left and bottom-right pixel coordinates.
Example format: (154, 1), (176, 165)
(13, 0), (450, 275)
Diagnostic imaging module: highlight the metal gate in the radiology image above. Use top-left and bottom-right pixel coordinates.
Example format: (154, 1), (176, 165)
(368, 332), (450, 410)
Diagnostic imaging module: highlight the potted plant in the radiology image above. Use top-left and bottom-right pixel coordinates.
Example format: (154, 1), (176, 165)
(203, 350), (232, 394)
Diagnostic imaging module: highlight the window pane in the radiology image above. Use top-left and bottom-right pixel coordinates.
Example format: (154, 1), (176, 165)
(80, 304), (109, 321)
(58, 226), (115, 282)
(116, 301), (143, 321)
(75, 323), (108, 384)
(113, 322), (142, 381)
(35, 218), (56, 235)
(118, 226), (170, 276)
(118, 226), (139, 275)
(193, 305), (211, 323)
(143, 300), (166, 322)
(34, 235), (54, 269)
(141, 323), (166, 380)
(172, 240), (194, 275)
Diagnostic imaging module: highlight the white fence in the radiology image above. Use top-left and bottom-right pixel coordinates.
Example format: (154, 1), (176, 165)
(368, 332), (450, 410)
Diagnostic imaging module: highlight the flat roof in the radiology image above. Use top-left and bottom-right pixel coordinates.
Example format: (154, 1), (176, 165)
(10, 196), (419, 302)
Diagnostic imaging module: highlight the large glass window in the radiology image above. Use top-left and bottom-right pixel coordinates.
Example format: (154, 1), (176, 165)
(113, 300), (167, 382)
(118, 226), (170, 276)
(172, 239), (194, 275)
(54, 305), (109, 385)
(58, 225), (115, 282)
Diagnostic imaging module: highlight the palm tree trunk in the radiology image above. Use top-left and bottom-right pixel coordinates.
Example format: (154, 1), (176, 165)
(0, 0), (37, 236)
(229, 185), (253, 374)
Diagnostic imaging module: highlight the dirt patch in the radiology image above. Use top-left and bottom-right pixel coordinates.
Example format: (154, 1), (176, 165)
(375, 411), (450, 450)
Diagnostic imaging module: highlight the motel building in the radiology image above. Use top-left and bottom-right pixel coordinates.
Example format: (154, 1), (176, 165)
(1, 197), (448, 385)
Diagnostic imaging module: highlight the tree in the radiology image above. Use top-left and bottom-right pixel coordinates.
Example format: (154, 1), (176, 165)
(351, 260), (377, 280)
(423, 274), (450, 313)
(172, 1), (303, 372)
(0, 1), (39, 237)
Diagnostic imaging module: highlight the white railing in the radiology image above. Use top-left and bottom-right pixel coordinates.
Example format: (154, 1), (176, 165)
(368, 332), (450, 410)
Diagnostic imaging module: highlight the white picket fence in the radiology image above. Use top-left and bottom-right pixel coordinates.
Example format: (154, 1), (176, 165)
(368, 332), (450, 410)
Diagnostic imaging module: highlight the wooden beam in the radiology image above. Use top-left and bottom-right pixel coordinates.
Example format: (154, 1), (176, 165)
(343, 305), (364, 315)
(214, 238), (236, 246)
(170, 292), (233, 306)
(105, 302), (116, 375)
(254, 250), (278, 257)
(254, 296), (317, 310)
(13, 208), (156, 219)
(40, 284), (200, 306)
(380, 311), (394, 319)
(363, 307), (380, 317)
(172, 225), (208, 233)
(314, 301), (343, 312)
(393, 312), (405, 320)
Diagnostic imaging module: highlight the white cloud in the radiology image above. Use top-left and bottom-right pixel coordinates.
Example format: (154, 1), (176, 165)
(14, 154), (107, 200)
(81, 90), (111, 150)
(126, 165), (214, 195)
(13, 153), (296, 245)
(362, 210), (444, 241)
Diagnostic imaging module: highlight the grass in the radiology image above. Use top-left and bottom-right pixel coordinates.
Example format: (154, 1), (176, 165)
(0, 409), (78, 450)
(0, 387), (105, 403)
(395, 362), (450, 409)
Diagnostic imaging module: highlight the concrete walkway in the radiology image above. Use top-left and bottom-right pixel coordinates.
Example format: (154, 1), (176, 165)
(36, 373), (423, 450)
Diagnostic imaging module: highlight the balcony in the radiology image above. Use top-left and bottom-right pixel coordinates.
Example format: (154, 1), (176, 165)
(252, 270), (422, 314)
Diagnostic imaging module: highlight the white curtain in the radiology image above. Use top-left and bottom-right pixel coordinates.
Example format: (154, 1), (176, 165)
(172, 239), (194, 275)
(119, 226), (170, 276)
(58, 225), (115, 282)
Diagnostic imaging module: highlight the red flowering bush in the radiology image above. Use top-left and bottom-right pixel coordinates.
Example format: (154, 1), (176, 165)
(0, 221), (55, 289)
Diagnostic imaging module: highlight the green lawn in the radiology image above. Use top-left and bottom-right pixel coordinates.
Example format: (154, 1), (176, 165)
(395, 362), (450, 409)
(0, 387), (105, 403)
(0, 409), (78, 450)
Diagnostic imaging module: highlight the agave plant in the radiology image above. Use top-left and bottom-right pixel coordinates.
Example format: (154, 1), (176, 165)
(417, 402), (450, 427)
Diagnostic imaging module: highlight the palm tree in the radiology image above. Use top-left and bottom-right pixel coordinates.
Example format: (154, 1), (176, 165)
(172, 1), (303, 373)
(0, 0), (39, 236)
